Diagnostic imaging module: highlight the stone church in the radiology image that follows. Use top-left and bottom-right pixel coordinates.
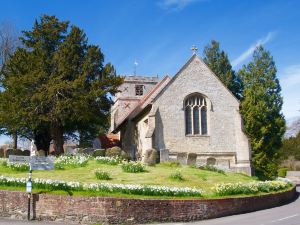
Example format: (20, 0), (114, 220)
(110, 54), (252, 175)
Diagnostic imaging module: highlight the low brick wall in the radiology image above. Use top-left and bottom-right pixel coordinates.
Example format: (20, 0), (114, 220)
(0, 187), (297, 224)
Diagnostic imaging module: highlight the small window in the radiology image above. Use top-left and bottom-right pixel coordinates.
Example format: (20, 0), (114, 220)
(135, 85), (143, 96)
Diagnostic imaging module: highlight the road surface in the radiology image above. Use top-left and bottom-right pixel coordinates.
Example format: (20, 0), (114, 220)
(152, 185), (300, 225)
(0, 186), (299, 225)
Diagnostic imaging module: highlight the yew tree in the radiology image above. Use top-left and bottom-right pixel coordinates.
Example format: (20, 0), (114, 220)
(0, 15), (123, 154)
(239, 46), (285, 179)
(203, 40), (242, 99)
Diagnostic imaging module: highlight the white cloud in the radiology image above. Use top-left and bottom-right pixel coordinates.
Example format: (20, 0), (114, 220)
(158, 0), (206, 11)
(280, 64), (300, 119)
(232, 32), (276, 68)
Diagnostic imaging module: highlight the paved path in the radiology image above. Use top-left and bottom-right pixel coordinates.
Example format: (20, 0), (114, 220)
(0, 186), (299, 225)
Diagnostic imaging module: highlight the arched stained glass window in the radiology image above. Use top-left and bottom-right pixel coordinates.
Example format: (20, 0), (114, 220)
(185, 106), (192, 135)
(201, 106), (207, 135)
(184, 94), (208, 135)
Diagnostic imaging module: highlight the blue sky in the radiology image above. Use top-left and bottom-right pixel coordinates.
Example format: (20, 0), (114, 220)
(0, 0), (300, 144)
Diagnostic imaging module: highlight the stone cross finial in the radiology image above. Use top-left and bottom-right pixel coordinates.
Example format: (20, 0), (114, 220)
(191, 45), (198, 55)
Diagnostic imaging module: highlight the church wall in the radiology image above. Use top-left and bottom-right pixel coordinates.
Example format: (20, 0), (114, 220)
(152, 56), (251, 174)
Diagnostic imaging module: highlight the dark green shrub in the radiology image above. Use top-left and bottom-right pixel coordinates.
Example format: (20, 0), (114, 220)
(169, 170), (184, 181)
(277, 167), (288, 177)
(37, 150), (45, 156)
(92, 149), (106, 157)
(121, 161), (146, 173)
(142, 148), (158, 166)
(95, 170), (111, 180)
(22, 150), (30, 156)
(106, 146), (122, 157)
(14, 149), (23, 156)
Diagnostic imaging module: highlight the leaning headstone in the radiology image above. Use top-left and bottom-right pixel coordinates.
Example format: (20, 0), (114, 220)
(142, 149), (158, 166)
(5, 148), (14, 158)
(160, 149), (169, 162)
(177, 153), (187, 165)
(187, 153), (197, 165)
(92, 138), (101, 149)
(22, 150), (31, 156)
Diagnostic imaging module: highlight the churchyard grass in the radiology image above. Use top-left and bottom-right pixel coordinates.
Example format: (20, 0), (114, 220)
(0, 157), (292, 198)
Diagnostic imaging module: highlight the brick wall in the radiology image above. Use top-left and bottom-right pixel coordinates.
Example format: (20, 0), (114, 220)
(0, 187), (296, 224)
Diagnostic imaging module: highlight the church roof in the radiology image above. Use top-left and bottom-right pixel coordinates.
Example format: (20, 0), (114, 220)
(112, 75), (171, 133)
(112, 53), (239, 132)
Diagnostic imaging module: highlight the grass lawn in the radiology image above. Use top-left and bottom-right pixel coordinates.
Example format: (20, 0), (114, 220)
(0, 159), (256, 197)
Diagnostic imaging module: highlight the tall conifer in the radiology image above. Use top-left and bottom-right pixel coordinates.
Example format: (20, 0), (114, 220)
(239, 46), (285, 179)
(203, 40), (242, 99)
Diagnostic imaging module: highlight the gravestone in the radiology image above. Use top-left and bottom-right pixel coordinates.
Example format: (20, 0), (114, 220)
(93, 138), (101, 149)
(187, 153), (197, 165)
(142, 149), (158, 166)
(177, 152), (187, 165)
(160, 149), (169, 162)
(22, 150), (30, 156)
(83, 148), (94, 155)
(5, 148), (14, 158)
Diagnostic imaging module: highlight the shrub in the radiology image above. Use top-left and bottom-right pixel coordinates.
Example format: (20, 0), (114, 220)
(160, 161), (181, 167)
(277, 168), (288, 177)
(95, 170), (111, 180)
(0, 148), (4, 158)
(200, 165), (225, 174)
(106, 146), (122, 157)
(95, 156), (122, 165)
(142, 148), (158, 166)
(169, 170), (184, 181)
(4, 149), (14, 158)
(14, 149), (23, 156)
(121, 161), (146, 173)
(93, 149), (106, 157)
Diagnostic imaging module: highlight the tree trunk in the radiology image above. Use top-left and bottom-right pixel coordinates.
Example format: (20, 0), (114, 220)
(34, 129), (51, 156)
(51, 122), (64, 155)
(12, 132), (17, 149)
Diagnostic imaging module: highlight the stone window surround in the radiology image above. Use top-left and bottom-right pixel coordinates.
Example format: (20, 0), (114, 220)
(184, 93), (209, 136)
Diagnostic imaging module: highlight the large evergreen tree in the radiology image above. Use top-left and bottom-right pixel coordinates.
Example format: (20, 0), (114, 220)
(239, 46), (285, 179)
(203, 40), (242, 99)
(0, 15), (123, 154)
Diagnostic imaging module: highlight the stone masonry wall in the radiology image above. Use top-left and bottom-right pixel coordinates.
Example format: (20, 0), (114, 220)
(0, 187), (296, 224)
(152, 55), (251, 174)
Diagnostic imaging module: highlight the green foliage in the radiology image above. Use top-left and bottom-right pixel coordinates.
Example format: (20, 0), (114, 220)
(200, 165), (225, 174)
(95, 169), (111, 180)
(160, 161), (181, 167)
(203, 40), (242, 99)
(280, 132), (300, 161)
(0, 15), (123, 154)
(92, 149), (106, 157)
(121, 161), (146, 173)
(105, 146), (122, 158)
(239, 46), (285, 179)
(277, 168), (288, 177)
(169, 170), (184, 181)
